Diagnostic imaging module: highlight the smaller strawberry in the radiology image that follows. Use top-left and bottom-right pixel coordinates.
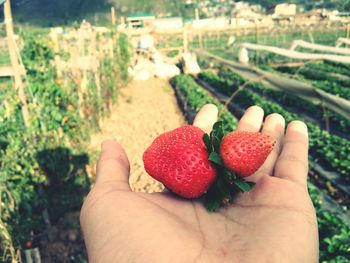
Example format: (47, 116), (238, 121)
(219, 131), (275, 177)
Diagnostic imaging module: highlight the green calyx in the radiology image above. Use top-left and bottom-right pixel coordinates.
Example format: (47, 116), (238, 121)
(202, 121), (255, 212)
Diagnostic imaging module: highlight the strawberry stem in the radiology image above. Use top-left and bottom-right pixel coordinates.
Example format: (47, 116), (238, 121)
(202, 121), (256, 212)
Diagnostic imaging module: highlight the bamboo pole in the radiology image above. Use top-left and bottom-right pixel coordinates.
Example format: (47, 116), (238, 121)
(4, 0), (30, 128)
(346, 24), (350, 48)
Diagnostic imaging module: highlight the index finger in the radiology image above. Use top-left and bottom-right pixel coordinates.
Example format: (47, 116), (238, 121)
(193, 104), (218, 133)
(274, 121), (309, 188)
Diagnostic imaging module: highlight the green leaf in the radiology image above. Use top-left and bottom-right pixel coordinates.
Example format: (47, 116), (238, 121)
(212, 121), (223, 132)
(209, 152), (224, 166)
(212, 135), (220, 152)
(202, 133), (212, 152)
(215, 176), (231, 199)
(212, 121), (224, 140)
(204, 176), (230, 212)
(233, 179), (255, 192)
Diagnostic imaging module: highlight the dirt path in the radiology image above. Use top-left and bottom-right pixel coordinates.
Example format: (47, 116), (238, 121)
(41, 78), (185, 262)
(88, 77), (186, 192)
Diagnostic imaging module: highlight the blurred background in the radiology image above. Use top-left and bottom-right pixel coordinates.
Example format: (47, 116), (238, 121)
(0, 0), (349, 262)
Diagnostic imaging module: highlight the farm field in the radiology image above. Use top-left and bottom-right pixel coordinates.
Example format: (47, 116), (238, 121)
(1, 2), (350, 261)
(166, 25), (350, 262)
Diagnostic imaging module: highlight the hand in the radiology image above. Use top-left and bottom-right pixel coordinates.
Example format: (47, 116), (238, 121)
(80, 105), (318, 263)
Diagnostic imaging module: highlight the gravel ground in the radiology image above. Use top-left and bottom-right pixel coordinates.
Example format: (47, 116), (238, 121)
(88, 77), (186, 192)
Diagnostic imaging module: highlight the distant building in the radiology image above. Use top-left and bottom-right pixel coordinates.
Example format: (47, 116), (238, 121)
(153, 17), (183, 30)
(233, 9), (261, 19)
(192, 17), (230, 29)
(126, 13), (155, 28)
(273, 3), (297, 18)
(232, 2), (262, 20)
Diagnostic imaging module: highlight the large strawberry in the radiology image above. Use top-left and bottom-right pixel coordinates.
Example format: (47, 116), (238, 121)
(143, 125), (217, 198)
(219, 131), (275, 177)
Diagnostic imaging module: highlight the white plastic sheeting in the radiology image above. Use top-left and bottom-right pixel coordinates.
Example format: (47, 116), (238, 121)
(290, 40), (350, 55)
(129, 54), (180, 81)
(183, 52), (201, 75)
(227, 36), (236, 46)
(154, 62), (180, 79)
(194, 49), (350, 120)
(238, 48), (249, 65)
(240, 42), (350, 64)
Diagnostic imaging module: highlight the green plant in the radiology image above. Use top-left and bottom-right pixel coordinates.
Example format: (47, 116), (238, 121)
(0, 30), (130, 261)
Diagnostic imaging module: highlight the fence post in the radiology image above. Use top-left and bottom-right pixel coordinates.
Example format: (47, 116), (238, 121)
(4, 0), (30, 128)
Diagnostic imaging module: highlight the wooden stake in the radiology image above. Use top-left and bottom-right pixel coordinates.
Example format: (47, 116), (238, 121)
(195, 8), (199, 21)
(50, 30), (62, 79)
(307, 31), (314, 44)
(198, 29), (203, 49)
(255, 21), (259, 66)
(346, 24), (350, 48)
(111, 7), (116, 26)
(120, 16), (125, 26)
(183, 26), (188, 52)
(4, 0), (30, 127)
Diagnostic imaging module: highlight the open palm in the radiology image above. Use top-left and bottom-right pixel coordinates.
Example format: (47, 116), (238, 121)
(80, 105), (319, 263)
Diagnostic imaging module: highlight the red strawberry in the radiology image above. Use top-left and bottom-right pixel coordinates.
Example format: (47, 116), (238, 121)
(143, 125), (217, 198)
(24, 241), (33, 248)
(220, 131), (275, 177)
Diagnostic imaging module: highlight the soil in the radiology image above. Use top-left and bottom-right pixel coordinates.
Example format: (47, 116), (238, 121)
(88, 77), (186, 192)
(40, 78), (185, 262)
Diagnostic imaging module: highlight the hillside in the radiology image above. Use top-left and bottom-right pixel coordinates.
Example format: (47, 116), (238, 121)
(2, 0), (350, 27)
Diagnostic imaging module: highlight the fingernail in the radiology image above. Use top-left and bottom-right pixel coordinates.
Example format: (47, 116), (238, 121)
(290, 121), (308, 134)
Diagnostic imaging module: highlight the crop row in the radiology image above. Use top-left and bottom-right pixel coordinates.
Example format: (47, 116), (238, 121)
(171, 74), (350, 262)
(217, 68), (350, 136)
(170, 75), (237, 133)
(273, 66), (350, 101)
(197, 70), (350, 180)
(312, 61), (350, 76)
(274, 65), (350, 90)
